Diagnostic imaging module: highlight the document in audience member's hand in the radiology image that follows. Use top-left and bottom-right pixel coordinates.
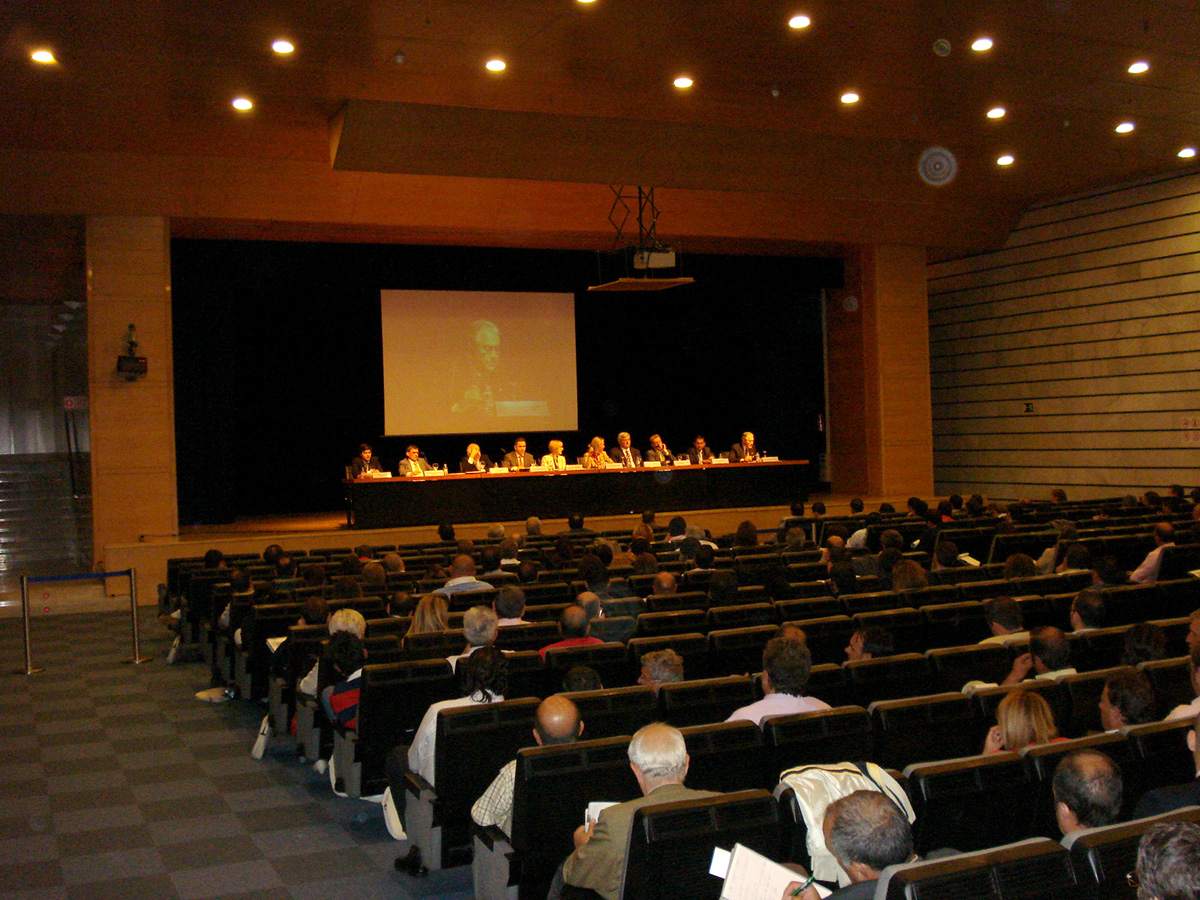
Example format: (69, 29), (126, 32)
(585, 801), (617, 827)
(713, 843), (830, 900)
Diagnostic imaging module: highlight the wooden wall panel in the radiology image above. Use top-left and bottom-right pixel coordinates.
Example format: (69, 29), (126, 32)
(927, 171), (1200, 502)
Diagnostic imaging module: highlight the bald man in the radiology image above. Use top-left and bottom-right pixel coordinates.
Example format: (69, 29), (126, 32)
(562, 723), (718, 900)
(651, 571), (677, 596)
(539, 604), (604, 658)
(441, 554), (495, 596)
(1053, 749), (1123, 836)
(472, 696), (584, 838)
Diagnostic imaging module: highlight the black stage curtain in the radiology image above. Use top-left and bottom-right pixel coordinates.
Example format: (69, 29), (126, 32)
(172, 240), (840, 523)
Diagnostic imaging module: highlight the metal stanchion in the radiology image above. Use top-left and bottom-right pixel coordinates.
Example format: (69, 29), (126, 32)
(123, 568), (152, 665)
(14, 575), (43, 675)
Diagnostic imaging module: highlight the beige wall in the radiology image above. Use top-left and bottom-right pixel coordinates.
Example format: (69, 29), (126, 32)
(87, 217), (178, 574)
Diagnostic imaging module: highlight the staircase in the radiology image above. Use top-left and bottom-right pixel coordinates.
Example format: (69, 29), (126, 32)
(0, 453), (93, 582)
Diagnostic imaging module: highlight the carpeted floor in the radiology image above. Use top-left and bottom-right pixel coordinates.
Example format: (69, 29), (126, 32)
(0, 610), (472, 900)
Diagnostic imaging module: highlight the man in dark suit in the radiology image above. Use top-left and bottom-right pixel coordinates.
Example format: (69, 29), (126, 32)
(350, 443), (381, 477)
(501, 437), (535, 470)
(1133, 713), (1200, 818)
(612, 431), (642, 468)
(644, 433), (676, 463)
(729, 431), (760, 462)
(687, 435), (714, 465)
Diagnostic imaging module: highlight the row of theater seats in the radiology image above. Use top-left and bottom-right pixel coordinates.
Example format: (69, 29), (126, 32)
(367, 687), (1197, 896)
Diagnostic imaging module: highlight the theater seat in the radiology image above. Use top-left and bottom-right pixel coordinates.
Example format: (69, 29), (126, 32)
(680, 720), (771, 792)
(843, 653), (933, 707)
(657, 675), (757, 728)
(927, 644), (1011, 692)
(921, 600), (988, 649)
(1058, 666), (1134, 737)
(636, 609), (707, 637)
(762, 705), (873, 775)
(1062, 806), (1200, 900)
(870, 692), (981, 770)
(1138, 656), (1194, 718)
(560, 685), (659, 740)
(1022, 732), (1133, 838)
(626, 633), (709, 682)
(706, 625), (778, 677)
(1122, 717), (1197, 797)
(544, 642), (631, 691)
(706, 602), (775, 630)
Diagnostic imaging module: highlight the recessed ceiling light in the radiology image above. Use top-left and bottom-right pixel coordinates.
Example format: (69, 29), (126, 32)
(789, 14), (811, 29)
(272, 40), (294, 55)
(673, 76), (693, 89)
(1127, 61), (1149, 74)
(232, 97), (253, 111)
(971, 37), (994, 52)
(996, 154), (1015, 166)
(1115, 121), (1135, 134)
(1179, 147), (1197, 158)
(31, 49), (56, 64)
(840, 91), (859, 105)
(577, 0), (596, 3)
(987, 106), (1006, 119)
(486, 58), (506, 72)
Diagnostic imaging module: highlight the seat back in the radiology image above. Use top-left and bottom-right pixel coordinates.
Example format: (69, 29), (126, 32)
(871, 692), (982, 770)
(645, 590), (710, 613)
(904, 752), (1036, 855)
(927, 644), (1012, 692)
(560, 685), (659, 740)
(921, 600), (988, 649)
(852, 608), (926, 655)
(1099, 583), (1170, 626)
(762, 705), (873, 774)
(680, 721), (770, 792)
(544, 641), (631, 690)
(657, 675), (757, 728)
(404, 628), (467, 660)
(504, 649), (548, 699)
(627, 633), (709, 682)
(774, 596), (841, 622)
(1122, 717), (1197, 796)
(636, 609), (708, 636)
(706, 602), (775, 630)
(494, 622), (561, 652)
(1022, 732), (1132, 838)
(844, 654), (933, 706)
(623, 790), (784, 900)
(1138, 657), (1194, 718)
(1063, 806), (1200, 900)
(705, 625), (778, 677)
(784, 615), (855, 667)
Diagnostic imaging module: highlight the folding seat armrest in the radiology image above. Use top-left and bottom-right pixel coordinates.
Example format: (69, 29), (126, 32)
(472, 821), (512, 852)
(404, 770), (435, 799)
(332, 729), (361, 799)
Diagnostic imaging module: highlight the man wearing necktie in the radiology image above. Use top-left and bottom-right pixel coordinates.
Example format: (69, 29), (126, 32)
(403, 445), (431, 475)
(502, 437), (534, 470)
(615, 432), (642, 468)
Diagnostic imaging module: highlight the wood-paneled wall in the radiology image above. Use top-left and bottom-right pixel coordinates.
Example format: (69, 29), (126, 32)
(927, 170), (1200, 502)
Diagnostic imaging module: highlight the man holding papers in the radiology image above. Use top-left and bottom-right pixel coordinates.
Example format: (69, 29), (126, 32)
(561, 723), (717, 900)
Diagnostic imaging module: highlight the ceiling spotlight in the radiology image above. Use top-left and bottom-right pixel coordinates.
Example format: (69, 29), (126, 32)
(1115, 121), (1135, 134)
(673, 75), (693, 89)
(31, 49), (56, 64)
(1127, 60), (1149, 74)
(577, 0), (596, 3)
(840, 91), (859, 104)
(271, 39), (294, 54)
(987, 106), (1006, 119)
(971, 37), (994, 52)
(789, 14), (811, 29)
(232, 97), (253, 111)
(486, 58), (506, 72)
(996, 154), (1015, 166)
(1179, 147), (1197, 158)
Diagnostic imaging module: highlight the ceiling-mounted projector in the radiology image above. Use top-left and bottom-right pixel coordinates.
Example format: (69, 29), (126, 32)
(633, 248), (676, 269)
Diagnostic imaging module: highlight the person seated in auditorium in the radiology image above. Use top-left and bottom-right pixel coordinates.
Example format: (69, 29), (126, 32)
(581, 436), (614, 469)
(824, 559), (857, 597)
(819, 529), (848, 566)
(1133, 713), (1200, 818)
(686, 434), (714, 464)
(321, 631), (366, 732)
(982, 689), (1062, 754)
(651, 571), (677, 596)
(997, 626), (1076, 686)
(447, 605), (500, 672)
(1099, 670), (1157, 731)
(540, 439), (568, 470)
(980, 597), (1030, 645)
(873, 548), (904, 591)
(441, 553), (495, 595)
(460, 442), (492, 472)
(298, 607), (367, 696)
(734, 519), (759, 548)
(637, 649), (685, 694)
(846, 512), (879, 550)
(539, 604), (604, 658)
(729, 430), (760, 462)
(350, 443), (381, 477)
(1122, 623), (1167, 667)
(493, 585), (529, 626)
(576, 553), (628, 600)
(515, 559), (539, 585)
(500, 436), (535, 470)
(932, 540), (965, 570)
(495, 538), (519, 568)
(1133, 820), (1200, 900)
(408, 593), (449, 635)
(360, 561), (387, 594)
(664, 515), (688, 544)
(561, 723), (718, 900)
(1165, 634), (1200, 722)
(889, 559), (929, 591)
(1057, 541), (1093, 575)
(644, 433), (676, 463)
(845, 627), (895, 662)
(386, 644), (508, 834)
(727, 637), (830, 726)
(612, 431), (642, 468)
(562, 665), (605, 692)
(399, 444), (433, 475)
(1070, 588), (1107, 633)
(478, 546), (505, 581)
(471, 695), (584, 839)
(1052, 749), (1123, 837)
(1002, 552), (1038, 580)
(631, 549), (658, 576)
(1131, 522), (1177, 584)
(782, 790), (917, 900)
(687, 543), (718, 575)
(561, 513), (596, 537)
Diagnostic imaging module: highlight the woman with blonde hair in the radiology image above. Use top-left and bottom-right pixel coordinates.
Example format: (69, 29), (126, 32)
(581, 436), (614, 469)
(408, 593), (449, 635)
(983, 688), (1059, 754)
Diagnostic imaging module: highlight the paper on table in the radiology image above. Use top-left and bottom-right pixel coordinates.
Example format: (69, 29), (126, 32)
(714, 843), (829, 900)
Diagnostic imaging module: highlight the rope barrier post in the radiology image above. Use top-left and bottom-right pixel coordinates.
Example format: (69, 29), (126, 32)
(123, 568), (152, 665)
(13, 575), (43, 675)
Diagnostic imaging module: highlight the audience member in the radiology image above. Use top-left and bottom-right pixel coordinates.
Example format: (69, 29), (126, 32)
(727, 638), (830, 725)
(890, 559), (928, 591)
(539, 604), (603, 658)
(1099, 670), (1156, 730)
(442, 554), (495, 595)
(298, 608), (366, 696)
(447, 605), (499, 671)
(1052, 749), (1123, 836)
(1122, 622), (1168, 667)
(321, 631), (366, 731)
(845, 627), (895, 662)
(980, 597), (1029, 645)
(471, 695), (583, 838)
(1131, 523), (1176, 584)
(1166, 639), (1200, 722)
(1070, 589), (1107, 632)
(637, 649), (685, 693)
(1000, 626), (1075, 686)
(1003, 553), (1038, 580)
(409, 593), (449, 635)
(561, 665), (604, 692)
(651, 571), (677, 596)
(560, 723), (717, 900)
(982, 689), (1060, 754)
(1133, 821), (1200, 900)
(494, 585), (528, 626)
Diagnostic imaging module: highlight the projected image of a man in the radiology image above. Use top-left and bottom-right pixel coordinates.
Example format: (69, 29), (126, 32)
(452, 319), (504, 416)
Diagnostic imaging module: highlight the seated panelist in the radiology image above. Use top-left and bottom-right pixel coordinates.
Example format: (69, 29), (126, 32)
(644, 434), (675, 464)
(350, 443), (381, 477)
(581, 436), (615, 469)
(400, 444), (433, 476)
(541, 439), (568, 470)
(460, 442), (492, 473)
(613, 431), (642, 468)
(687, 435), (714, 465)
(501, 437), (535, 470)
(730, 431), (760, 462)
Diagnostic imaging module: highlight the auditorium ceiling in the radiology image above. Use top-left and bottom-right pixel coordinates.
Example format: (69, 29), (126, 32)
(2, 0), (1199, 258)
